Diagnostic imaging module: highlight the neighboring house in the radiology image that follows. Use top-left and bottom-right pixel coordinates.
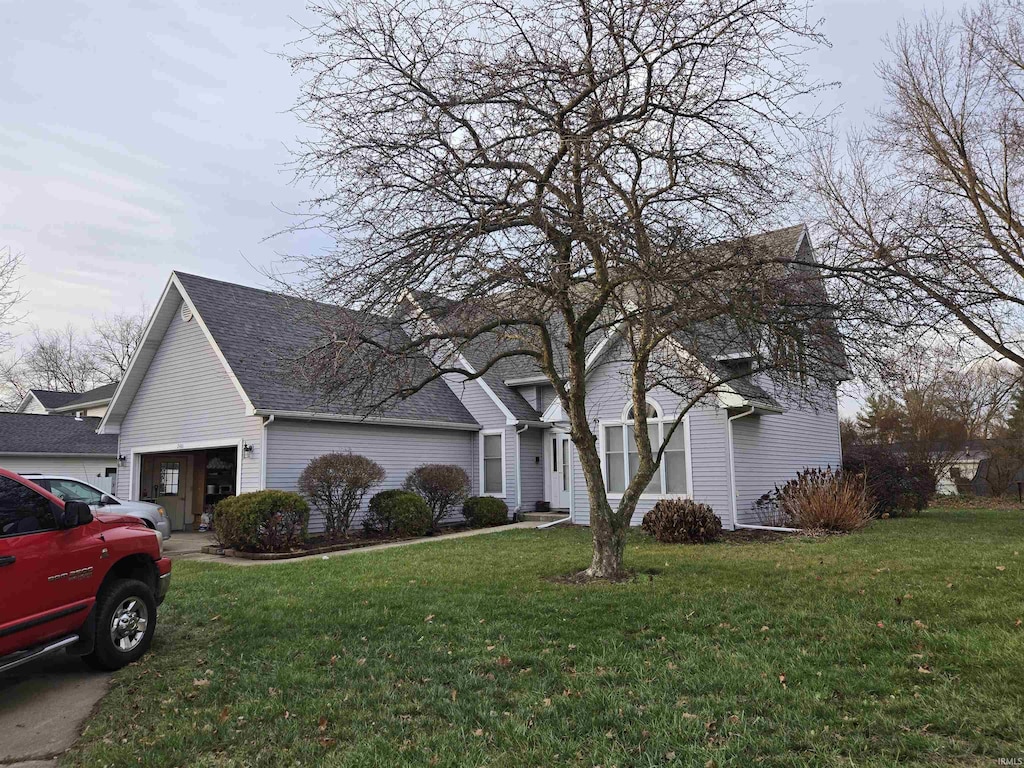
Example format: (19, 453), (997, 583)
(98, 225), (843, 534)
(934, 441), (991, 495)
(15, 383), (117, 418)
(0, 413), (119, 492)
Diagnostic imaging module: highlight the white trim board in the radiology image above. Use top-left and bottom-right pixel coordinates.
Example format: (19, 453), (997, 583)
(478, 429), (507, 498)
(127, 438), (246, 503)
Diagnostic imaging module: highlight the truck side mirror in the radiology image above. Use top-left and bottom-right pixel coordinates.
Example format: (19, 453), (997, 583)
(60, 501), (93, 528)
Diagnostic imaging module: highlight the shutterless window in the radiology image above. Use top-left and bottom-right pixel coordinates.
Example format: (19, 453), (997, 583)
(482, 434), (504, 494)
(159, 462), (180, 495)
(0, 476), (57, 537)
(603, 410), (687, 495)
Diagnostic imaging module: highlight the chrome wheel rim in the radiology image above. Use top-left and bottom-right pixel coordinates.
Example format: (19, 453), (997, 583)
(109, 597), (148, 652)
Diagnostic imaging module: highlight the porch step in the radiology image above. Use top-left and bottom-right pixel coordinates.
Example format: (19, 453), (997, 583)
(519, 512), (568, 523)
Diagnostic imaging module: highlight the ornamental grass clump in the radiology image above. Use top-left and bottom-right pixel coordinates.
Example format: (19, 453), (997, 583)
(755, 467), (874, 532)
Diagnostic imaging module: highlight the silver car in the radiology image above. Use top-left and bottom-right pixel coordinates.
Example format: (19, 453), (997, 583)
(21, 475), (171, 540)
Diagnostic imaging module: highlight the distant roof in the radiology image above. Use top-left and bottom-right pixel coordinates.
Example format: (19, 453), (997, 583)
(50, 383), (119, 412)
(0, 414), (117, 456)
(172, 272), (479, 426)
(28, 389), (81, 410)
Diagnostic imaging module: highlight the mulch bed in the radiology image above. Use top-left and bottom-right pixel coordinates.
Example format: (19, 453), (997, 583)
(203, 524), (476, 560)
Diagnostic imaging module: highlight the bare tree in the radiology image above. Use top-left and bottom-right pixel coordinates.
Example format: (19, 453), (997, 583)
(0, 247), (25, 409)
(91, 308), (147, 384)
(19, 325), (97, 393)
(286, 0), (844, 577)
(812, 0), (1024, 370)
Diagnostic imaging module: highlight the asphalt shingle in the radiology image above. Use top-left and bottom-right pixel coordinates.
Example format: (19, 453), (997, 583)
(0, 414), (117, 455)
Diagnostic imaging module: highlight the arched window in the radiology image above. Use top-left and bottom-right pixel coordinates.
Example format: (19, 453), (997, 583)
(602, 399), (688, 497)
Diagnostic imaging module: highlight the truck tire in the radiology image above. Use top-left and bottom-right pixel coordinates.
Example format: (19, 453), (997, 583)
(83, 579), (157, 670)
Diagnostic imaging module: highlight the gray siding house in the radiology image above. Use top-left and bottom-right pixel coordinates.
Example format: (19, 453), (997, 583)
(98, 226), (842, 533)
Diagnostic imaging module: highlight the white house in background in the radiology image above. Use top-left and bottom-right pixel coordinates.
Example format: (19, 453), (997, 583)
(0, 413), (119, 492)
(16, 383), (117, 418)
(97, 225), (845, 534)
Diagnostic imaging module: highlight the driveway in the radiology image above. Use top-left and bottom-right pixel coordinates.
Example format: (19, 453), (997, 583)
(0, 654), (110, 768)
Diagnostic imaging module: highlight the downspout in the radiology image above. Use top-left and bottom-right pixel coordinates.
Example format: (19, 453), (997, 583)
(514, 424), (528, 513)
(260, 414), (275, 489)
(727, 407), (755, 530)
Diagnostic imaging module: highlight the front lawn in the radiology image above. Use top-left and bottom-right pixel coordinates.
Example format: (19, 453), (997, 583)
(68, 508), (1024, 767)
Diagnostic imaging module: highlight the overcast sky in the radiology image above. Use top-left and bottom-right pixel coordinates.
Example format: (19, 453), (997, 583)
(2, 0), (966, 346)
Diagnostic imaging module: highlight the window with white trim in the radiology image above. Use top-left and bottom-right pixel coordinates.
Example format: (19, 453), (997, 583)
(602, 401), (688, 496)
(481, 431), (505, 496)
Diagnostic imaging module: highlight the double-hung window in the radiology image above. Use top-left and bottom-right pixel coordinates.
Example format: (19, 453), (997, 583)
(481, 431), (505, 496)
(602, 401), (688, 497)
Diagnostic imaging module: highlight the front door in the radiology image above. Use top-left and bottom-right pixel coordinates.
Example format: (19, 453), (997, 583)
(141, 454), (191, 531)
(547, 433), (572, 510)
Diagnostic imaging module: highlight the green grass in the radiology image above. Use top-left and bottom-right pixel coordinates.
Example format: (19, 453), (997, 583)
(67, 508), (1024, 767)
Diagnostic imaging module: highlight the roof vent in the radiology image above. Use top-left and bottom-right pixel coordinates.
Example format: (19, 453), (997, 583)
(181, 302), (194, 322)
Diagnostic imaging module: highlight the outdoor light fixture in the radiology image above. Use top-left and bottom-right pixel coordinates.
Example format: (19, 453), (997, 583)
(118, 455), (127, 467)
(243, 443), (255, 457)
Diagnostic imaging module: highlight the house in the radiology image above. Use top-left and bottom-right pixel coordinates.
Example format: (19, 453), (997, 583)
(15, 383), (117, 418)
(0, 413), (118, 491)
(98, 226), (842, 533)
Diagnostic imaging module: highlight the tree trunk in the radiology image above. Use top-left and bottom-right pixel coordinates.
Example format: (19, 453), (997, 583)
(587, 509), (627, 578)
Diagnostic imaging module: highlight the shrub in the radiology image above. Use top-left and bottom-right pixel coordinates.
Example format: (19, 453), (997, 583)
(214, 490), (309, 552)
(754, 467), (874, 532)
(363, 489), (432, 537)
(843, 444), (931, 516)
(404, 464), (470, 527)
(641, 498), (722, 543)
(298, 452), (385, 538)
(462, 496), (509, 527)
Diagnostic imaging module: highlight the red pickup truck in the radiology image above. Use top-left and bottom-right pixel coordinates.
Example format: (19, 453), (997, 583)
(0, 468), (172, 673)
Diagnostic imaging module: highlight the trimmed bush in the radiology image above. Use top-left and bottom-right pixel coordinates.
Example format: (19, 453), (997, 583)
(298, 452), (385, 538)
(843, 445), (931, 516)
(462, 496), (509, 527)
(214, 490), (309, 552)
(363, 489), (432, 537)
(404, 464), (470, 527)
(754, 467), (874, 532)
(641, 498), (722, 543)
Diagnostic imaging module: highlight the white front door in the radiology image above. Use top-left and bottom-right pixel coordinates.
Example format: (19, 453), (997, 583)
(547, 433), (572, 510)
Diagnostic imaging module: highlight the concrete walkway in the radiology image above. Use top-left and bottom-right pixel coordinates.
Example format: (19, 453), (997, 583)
(182, 521), (543, 566)
(0, 654), (110, 768)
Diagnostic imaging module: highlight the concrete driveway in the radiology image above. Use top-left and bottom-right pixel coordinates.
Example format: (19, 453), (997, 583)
(0, 654), (110, 768)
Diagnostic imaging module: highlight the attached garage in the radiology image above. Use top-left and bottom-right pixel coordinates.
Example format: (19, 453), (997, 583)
(0, 413), (119, 492)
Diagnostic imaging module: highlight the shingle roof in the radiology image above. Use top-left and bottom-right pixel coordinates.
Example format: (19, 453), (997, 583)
(51, 383), (118, 411)
(174, 273), (479, 426)
(29, 390), (81, 410)
(0, 414), (117, 455)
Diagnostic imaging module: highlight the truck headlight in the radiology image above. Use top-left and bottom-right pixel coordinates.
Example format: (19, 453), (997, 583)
(157, 506), (166, 518)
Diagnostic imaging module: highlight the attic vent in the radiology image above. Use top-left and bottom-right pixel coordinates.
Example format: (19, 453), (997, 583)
(181, 302), (194, 322)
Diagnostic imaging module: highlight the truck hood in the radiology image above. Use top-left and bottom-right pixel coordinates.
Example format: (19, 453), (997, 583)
(94, 512), (147, 527)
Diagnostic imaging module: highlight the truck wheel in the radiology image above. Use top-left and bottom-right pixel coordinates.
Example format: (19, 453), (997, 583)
(83, 579), (157, 670)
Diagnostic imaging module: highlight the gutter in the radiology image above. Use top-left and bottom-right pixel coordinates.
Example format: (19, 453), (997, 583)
(251, 409), (480, 432)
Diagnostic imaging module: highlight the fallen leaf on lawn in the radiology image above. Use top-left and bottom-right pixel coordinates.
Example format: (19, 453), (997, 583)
(876, 621), (885, 628)
(318, 738), (337, 747)
(760, 626), (770, 632)
(473, 729), (484, 737)
(356, 658), (366, 666)
(218, 706), (230, 723)
(486, 645), (496, 651)
(425, 614), (435, 622)
(451, 688), (457, 701)
(996, 566), (1006, 571)
(667, 662), (677, 670)
(543, 697), (552, 706)
(284, 711), (291, 719)
(568, 644), (577, 651)
(497, 656), (512, 667)
(918, 665), (932, 674)
(192, 679), (210, 687)
(1015, 618), (1022, 627)
(318, 716), (329, 732)
(913, 620), (928, 629)
(329, 655), (338, 667)
(665, 751), (676, 760)
(946, 583), (954, 589)
(778, 674), (787, 688)
(681, 712), (699, 720)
